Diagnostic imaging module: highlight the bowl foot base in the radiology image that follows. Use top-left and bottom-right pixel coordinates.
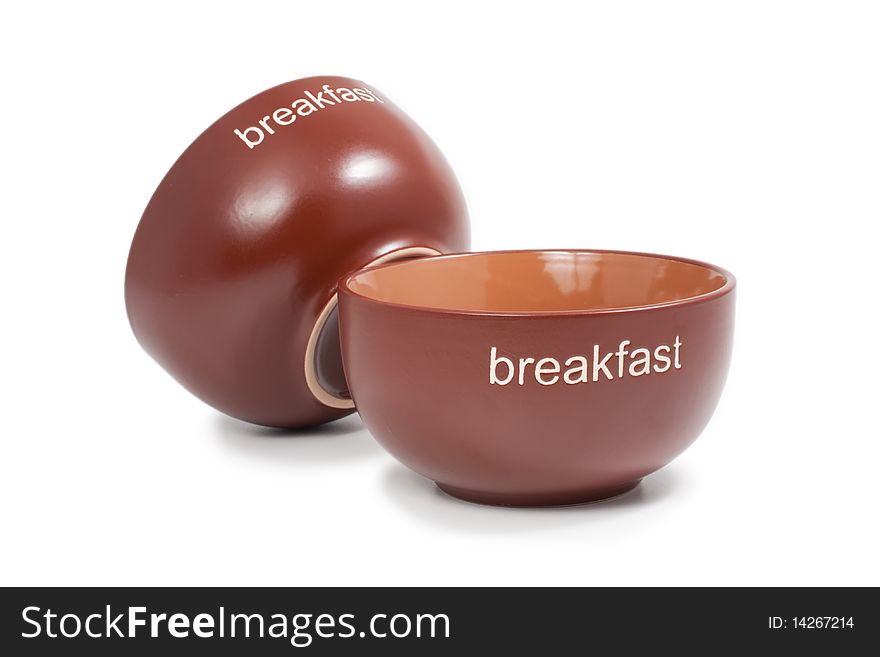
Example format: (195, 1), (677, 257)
(435, 480), (642, 507)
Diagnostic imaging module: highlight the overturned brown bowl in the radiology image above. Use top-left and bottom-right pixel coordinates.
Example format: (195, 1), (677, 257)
(125, 76), (468, 428)
(338, 249), (735, 506)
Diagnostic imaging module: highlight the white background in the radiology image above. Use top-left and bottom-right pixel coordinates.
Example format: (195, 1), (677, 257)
(2, 1), (878, 586)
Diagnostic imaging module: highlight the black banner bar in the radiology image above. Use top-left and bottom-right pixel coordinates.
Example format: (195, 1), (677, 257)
(1, 587), (873, 654)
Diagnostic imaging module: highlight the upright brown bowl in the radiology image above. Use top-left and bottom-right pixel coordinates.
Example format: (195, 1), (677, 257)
(338, 250), (735, 506)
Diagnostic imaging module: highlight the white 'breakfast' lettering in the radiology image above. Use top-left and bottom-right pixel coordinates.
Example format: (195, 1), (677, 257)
(233, 83), (384, 149)
(489, 337), (683, 386)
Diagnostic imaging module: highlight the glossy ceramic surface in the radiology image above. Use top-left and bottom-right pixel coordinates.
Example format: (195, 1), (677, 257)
(125, 76), (469, 428)
(339, 250), (735, 506)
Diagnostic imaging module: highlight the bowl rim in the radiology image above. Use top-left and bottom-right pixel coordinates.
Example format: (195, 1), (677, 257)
(338, 248), (736, 317)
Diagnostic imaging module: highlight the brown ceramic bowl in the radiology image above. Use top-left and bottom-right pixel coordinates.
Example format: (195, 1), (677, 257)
(338, 249), (735, 506)
(125, 76), (468, 428)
